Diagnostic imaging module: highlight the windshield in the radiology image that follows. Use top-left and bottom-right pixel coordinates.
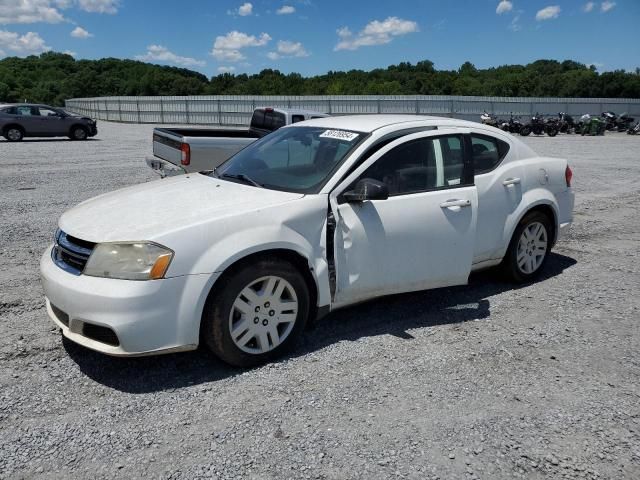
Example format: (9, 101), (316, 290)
(215, 126), (365, 193)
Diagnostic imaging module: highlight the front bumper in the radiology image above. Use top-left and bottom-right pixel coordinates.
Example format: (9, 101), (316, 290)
(40, 246), (215, 356)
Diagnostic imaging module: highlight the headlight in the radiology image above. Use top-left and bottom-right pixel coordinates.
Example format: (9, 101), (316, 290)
(83, 242), (173, 280)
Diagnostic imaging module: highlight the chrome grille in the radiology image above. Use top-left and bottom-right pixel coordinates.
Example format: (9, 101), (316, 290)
(52, 229), (95, 275)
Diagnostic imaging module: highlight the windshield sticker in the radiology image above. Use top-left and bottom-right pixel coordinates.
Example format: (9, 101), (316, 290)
(319, 130), (360, 142)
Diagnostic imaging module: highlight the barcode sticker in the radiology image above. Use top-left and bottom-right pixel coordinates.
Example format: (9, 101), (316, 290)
(319, 130), (360, 142)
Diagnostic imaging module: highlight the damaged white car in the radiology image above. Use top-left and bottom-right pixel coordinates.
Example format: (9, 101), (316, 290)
(41, 115), (574, 367)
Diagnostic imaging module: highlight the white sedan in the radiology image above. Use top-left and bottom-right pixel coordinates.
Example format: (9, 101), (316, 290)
(40, 115), (574, 367)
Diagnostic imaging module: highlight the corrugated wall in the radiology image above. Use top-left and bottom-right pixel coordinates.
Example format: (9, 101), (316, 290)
(64, 95), (640, 125)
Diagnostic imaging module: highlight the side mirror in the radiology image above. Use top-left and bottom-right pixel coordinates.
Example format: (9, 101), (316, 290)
(343, 178), (389, 203)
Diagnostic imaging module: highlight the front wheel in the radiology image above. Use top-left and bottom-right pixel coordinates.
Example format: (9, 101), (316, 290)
(70, 126), (88, 140)
(502, 211), (552, 283)
(520, 126), (531, 136)
(201, 258), (310, 367)
(546, 127), (558, 137)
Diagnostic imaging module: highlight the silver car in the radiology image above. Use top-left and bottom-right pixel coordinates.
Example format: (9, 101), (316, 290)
(0, 103), (97, 142)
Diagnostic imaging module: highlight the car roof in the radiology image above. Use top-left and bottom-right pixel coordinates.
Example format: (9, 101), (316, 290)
(288, 114), (490, 133)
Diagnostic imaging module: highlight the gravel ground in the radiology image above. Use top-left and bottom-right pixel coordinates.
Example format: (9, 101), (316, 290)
(1, 122), (639, 479)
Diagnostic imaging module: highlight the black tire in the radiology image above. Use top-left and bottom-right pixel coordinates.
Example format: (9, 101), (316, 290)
(501, 211), (553, 283)
(4, 126), (24, 142)
(201, 258), (310, 368)
(520, 126), (531, 136)
(70, 126), (88, 140)
(546, 127), (558, 137)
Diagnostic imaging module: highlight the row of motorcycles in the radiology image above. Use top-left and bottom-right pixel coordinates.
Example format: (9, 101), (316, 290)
(480, 111), (640, 136)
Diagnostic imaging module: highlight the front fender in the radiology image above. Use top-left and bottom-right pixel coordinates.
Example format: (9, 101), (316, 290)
(190, 224), (331, 309)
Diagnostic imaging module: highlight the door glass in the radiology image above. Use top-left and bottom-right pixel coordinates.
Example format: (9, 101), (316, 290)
(356, 135), (467, 196)
(16, 106), (34, 116)
(470, 134), (510, 174)
(38, 108), (59, 117)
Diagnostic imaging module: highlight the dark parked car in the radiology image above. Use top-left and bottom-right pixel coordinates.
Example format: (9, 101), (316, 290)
(0, 103), (97, 142)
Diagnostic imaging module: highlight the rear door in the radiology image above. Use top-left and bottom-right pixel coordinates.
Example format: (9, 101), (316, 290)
(468, 131), (524, 262)
(14, 106), (39, 134)
(329, 129), (477, 307)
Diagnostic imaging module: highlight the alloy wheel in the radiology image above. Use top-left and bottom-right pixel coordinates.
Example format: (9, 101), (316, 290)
(228, 275), (298, 354)
(516, 221), (548, 274)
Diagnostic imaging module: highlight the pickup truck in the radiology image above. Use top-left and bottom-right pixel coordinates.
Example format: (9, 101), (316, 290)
(146, 107), (329, 176)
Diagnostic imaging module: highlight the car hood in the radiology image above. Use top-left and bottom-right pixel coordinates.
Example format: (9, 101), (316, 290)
(59, 174), (304, 243)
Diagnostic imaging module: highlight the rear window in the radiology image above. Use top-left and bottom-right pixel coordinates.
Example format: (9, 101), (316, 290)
(250, 109), (286, 132)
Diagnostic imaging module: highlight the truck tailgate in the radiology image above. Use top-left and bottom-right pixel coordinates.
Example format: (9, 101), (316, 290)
(153, 131), (183, 166)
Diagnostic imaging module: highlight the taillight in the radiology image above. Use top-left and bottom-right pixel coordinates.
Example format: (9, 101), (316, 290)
(565, 165), (573, 187)
(181, 143), (190, 166)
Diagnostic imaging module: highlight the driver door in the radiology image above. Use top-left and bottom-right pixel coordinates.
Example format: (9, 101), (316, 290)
(33, 107), (65, 135)
(329, 129), (478, 307)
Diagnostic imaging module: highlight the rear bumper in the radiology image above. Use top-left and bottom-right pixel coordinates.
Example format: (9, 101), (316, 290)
(145, 156), (185, 178)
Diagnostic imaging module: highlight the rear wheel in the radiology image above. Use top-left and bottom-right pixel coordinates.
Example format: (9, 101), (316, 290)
(4, 127), (24, 142)
(520, 126), (531, 136)
(201, 258), (310, 367)
(70, 126), (88, 140)
(502, 211), (552, 283)
(546, 127), (558, 137)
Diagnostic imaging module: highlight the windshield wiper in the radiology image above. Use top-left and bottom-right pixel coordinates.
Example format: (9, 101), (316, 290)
(220, 172), (263, 188)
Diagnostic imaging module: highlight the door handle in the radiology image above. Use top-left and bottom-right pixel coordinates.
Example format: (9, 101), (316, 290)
(440, 199), (471, 209)
(503, 177), (521, 186)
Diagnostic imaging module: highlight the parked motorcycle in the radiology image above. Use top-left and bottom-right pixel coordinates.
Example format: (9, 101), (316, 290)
(480, 111), (500, 128)
(557, 112), (576, 134)
(580, 114), (606, 136)
(520, 113), (558, 137)
(499, 113), (524, 134)
(616, 113), (635, 132)
(601, 111), (618, 131)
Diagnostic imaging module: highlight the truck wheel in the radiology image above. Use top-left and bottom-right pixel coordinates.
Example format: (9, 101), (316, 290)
(4, 126), (24, 142)
(201, 258), (310, 368)
(502, 211), (552, 283)
(70, 126), (88, 140)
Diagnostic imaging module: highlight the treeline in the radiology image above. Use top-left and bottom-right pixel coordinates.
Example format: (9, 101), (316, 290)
(1, 52), (639, 106)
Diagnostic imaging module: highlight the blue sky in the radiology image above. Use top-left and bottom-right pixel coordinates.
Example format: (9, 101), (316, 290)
(1, 0), (638, 77)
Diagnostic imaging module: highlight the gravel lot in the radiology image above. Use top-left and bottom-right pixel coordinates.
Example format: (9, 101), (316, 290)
(1, 122), (639, 479)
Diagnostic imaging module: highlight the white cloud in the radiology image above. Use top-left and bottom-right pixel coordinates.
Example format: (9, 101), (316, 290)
(70, 26), (92, 38)
(335, 16), (419, 51)
(0, 0), (65, 24)
(135, 45), (205, 67)
(76, 0), (118, 13)
(267, 40), (309, 59)
(496, 1), (513, 14)
(601, 1), (616, 12)
(535, 5), (561, 20)
(583, 2), (595, 12)
(211, 30), (271, 62)
(508, 12), (522, 31)
(217, 66), (236, 73)
(228, 2), (252, 16)
(276, 5), (295, 15)
(0, 29), (51, 55)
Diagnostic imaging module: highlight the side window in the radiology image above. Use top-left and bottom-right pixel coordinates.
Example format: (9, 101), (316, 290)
(291, 114), (305, 123)
(471, 134), (510, 175)
(38, 108), (59, 117)
(1, 107), (17, 115)
(16, 106), (35, 116)
(357, 135), (467, 196)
